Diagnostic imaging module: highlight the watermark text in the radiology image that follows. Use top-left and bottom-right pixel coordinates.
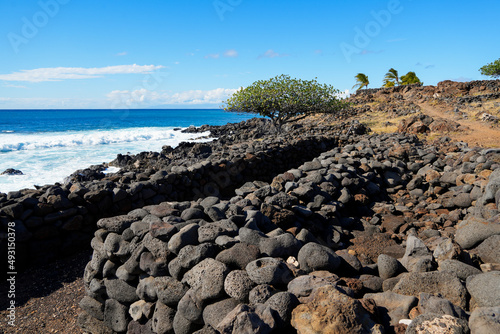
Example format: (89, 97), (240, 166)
(340, 0), (404, 63)
(6, 221), (17, 327)
(7, 0), (71, 54)
(213, 0), (242, 21)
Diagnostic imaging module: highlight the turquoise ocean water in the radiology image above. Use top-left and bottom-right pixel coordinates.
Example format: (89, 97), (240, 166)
(0, 109), (256, 193)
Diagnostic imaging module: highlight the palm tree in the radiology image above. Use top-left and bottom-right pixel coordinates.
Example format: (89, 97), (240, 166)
(384, 68), (400, 86)
(352, 73), (369, 91)
(383, 80), (395, 88)
(401, 71), (422, 85)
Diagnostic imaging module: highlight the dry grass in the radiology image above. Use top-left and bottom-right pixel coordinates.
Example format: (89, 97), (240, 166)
(466, 99), (500, 120)
(359, 110), (406, 134)
(303, 97), (500, 148)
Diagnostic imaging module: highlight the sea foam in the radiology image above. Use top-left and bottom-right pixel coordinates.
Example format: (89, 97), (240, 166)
(0, 127), (204, 152)
(0, 127), (211, 193)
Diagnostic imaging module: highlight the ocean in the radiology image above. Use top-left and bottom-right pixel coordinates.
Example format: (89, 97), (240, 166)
(0, 109), (257, 194)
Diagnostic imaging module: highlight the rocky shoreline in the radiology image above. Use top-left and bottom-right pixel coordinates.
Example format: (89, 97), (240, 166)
(1, 117), (362, 274)
(78, 127), (500, 333)
(1, 80), (500, 333)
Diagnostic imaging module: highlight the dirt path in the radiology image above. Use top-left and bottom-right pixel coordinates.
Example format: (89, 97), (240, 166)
(0, 251), (89, 334)
(417, 101), (500, 148)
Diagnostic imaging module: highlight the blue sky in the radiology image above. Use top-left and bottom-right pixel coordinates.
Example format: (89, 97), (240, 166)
(0, 0), (499, 109)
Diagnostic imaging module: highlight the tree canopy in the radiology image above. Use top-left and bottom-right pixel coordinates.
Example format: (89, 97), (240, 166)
(401, 71), (422, 85)
(383, 81), (395, 87)
(383, 68), (400, 87)
(479, 58), (500, 78)
(223, 74), (347, 132)
(352, 73), (369, 91)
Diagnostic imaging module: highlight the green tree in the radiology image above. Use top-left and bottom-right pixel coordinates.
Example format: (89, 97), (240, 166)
(479, 58), (500, 78)
(352, 73), (369, 91)
(383, 80), (395, 88)
(384, 68), (400, 86)
(223, 74), (347, 132)
(401, 71), (422, 85)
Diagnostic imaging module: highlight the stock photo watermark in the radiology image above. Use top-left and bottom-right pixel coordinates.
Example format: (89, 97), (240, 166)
(340, 0), (405, 63)
(6, 221), (17, 327)
(102, 69), (170, 131)
(7, 0), (71, 54)
(213, 0), (242, 21)
(108, 70), (169, 110)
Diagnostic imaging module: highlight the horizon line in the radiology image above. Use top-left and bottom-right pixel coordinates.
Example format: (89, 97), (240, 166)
(0, 108), (228, 111)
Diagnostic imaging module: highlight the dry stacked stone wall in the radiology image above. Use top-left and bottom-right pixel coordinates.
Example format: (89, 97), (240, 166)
(0, 126), (341, 274)
(79, 132), (500, 333)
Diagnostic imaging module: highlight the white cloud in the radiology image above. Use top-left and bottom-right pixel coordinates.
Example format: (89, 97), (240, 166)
(337, 89), (351, 99)
(106, 88), (238, 107)
(0, 64), (165, 82)
(451, 77), (473, 82)
(204, 49), (238, 59)
(224, 49), (238, 58)
(360, 49), (383, 55)
(258, 49), (289, 59)
(204, 54), (220, 59)
(186, 48), (201, 57)
(116, 51), (128, 56)
(0, 97), (103, 109)
(0, 88), (239, 109)
(416, 62), (435, 69)
(3, 83), (27, 89)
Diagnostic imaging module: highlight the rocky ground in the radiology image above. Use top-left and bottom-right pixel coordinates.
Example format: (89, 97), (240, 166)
(349, 80), (500, 148)
(0, 250), (90, 333)
(78, 131), (500, 334)
(1, 79), (500, 334)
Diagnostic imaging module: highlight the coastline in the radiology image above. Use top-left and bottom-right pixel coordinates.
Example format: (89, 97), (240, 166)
(0, 80), (499, 333)
(0, 116), (343, 274)
(0, 109), (256, 194)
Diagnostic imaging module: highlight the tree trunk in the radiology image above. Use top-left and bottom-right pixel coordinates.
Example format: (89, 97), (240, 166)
(270, 117), (281, 134)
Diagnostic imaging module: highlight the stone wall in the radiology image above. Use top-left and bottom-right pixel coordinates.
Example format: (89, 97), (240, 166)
(354, 80), (500, 100)
(78, 132), (500, 333)
(354, 83), (424, 97)
(354, 87), (386, 95)
(354, 80), (500, 102)
(0, 134), (339, 274)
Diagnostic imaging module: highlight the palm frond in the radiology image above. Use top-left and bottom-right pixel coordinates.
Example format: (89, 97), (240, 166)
(353, 73), (369, 90)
